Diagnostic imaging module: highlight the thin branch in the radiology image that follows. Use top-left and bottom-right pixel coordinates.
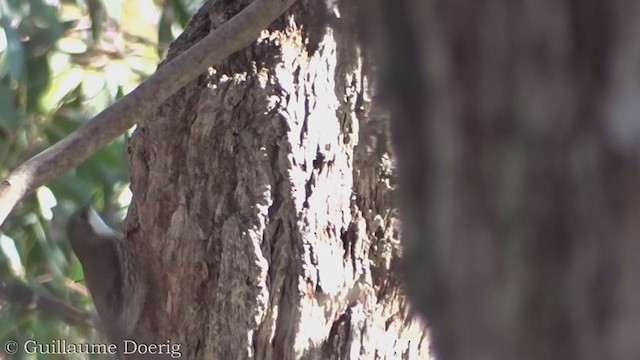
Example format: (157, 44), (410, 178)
(0, 278), (91, 328)
(0, 0), (297, 227)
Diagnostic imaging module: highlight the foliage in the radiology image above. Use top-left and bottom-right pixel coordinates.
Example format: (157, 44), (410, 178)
(0, 0), (198, 356)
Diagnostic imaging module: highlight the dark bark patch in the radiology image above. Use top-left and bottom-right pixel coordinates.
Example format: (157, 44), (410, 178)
(322, 307), (353, 359)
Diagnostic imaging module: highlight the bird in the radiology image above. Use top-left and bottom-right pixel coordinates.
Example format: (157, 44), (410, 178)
(66, 200), (147, 357)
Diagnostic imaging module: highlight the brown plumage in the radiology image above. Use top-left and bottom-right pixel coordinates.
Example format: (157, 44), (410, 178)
(66, 203), (146, 357)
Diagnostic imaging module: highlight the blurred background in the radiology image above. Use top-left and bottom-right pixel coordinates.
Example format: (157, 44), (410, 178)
(0, 0), (200, 358)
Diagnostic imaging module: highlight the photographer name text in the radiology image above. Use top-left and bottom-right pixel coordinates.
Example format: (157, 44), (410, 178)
(7, 339), (182, 358)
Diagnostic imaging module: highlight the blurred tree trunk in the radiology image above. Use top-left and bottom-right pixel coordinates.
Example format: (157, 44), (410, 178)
(123, 1), (428, 359)
(369, 1), (640, 360)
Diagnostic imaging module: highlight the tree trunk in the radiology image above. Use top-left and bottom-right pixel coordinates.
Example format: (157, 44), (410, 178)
(124, 1), (429, 359)
(369, 1), (640, 359)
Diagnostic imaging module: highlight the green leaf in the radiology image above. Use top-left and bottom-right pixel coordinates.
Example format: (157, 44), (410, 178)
(0, 0), (26, 19)
(0, 83), (20, 132)
(49, 172), (94, 203)
(40, 66), (84, 110)
(158, 7), (175, 47)
(25, 55), (50, 111)
(28, 0), (63, 36)
(171, 0), (191, 27)
(0, 18), (25, 81)
(67, 257), (84, 282)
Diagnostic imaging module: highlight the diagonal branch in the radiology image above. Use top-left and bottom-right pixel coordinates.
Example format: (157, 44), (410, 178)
(0, 277), (91, 328)
(0, 0), (297, 227)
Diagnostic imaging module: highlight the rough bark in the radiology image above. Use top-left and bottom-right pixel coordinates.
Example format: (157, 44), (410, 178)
(369, 1), (640, 359)
(0, 0), (296, 227)
(124, 1), (429, 359)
